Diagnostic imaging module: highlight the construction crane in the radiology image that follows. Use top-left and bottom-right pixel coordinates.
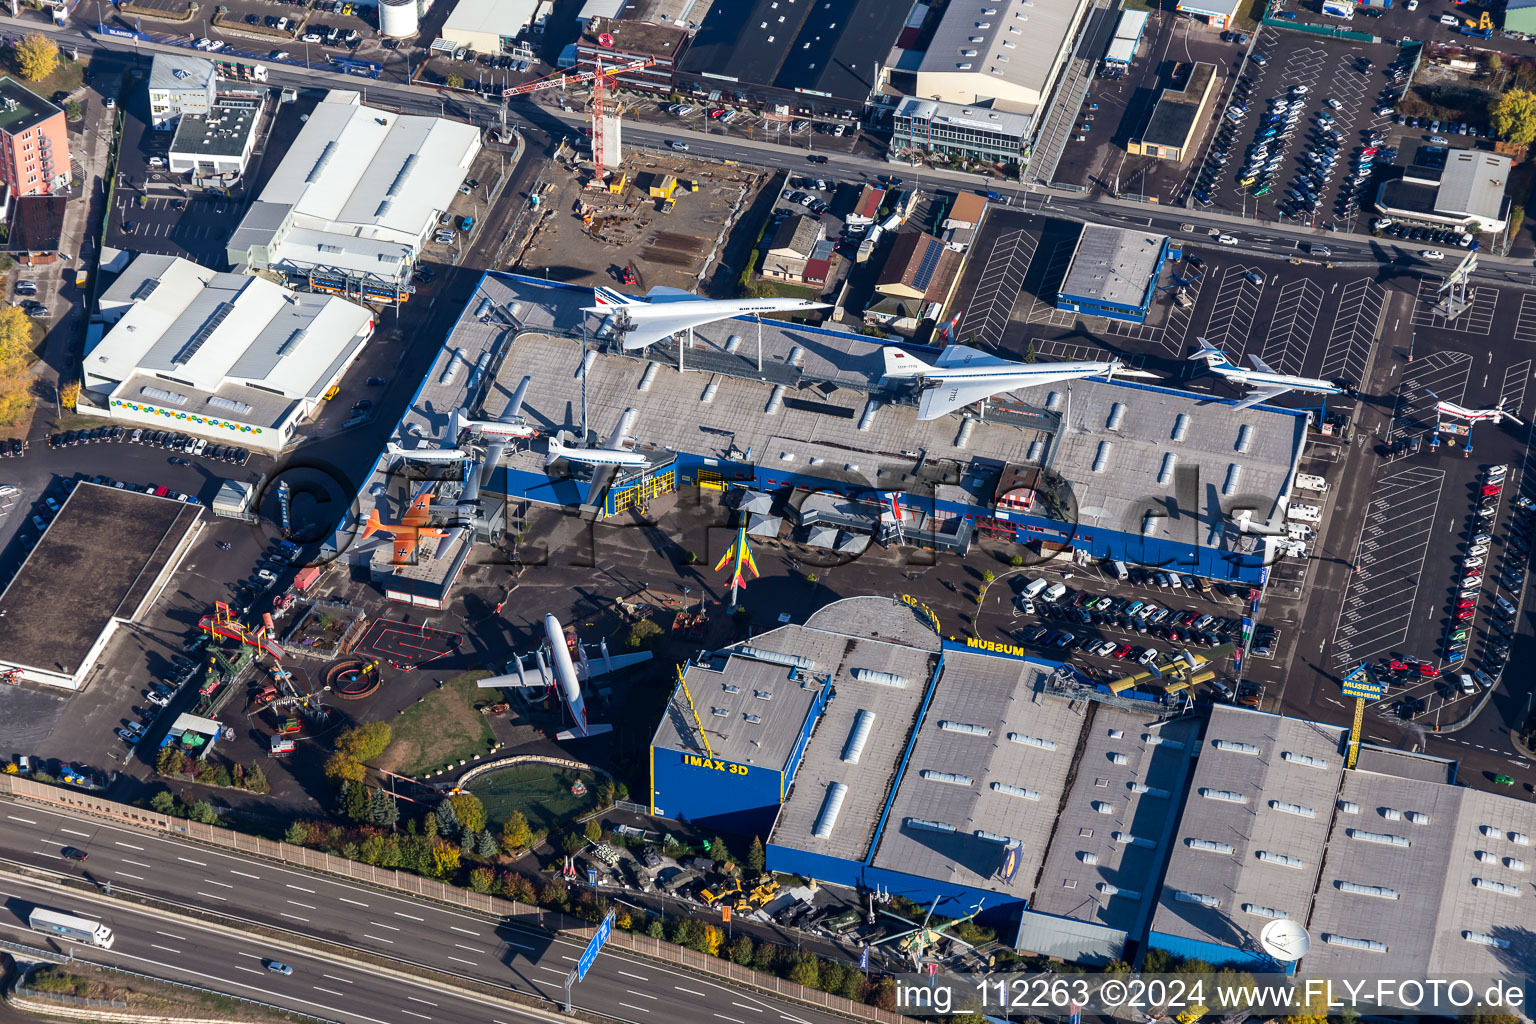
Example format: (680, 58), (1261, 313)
(504, 47), (658, 189)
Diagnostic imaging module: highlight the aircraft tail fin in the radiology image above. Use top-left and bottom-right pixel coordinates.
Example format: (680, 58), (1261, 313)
(592, 286), (637, 307)
(1188, 341), (1230, 367)
(361, 509), (384, 541)
(881, 346), (930, 379)
(544, 430), (570, 467)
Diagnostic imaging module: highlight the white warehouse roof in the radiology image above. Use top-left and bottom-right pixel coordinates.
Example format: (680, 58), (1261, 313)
(88, 254), (375, 413)
(227, 91), (481, 277)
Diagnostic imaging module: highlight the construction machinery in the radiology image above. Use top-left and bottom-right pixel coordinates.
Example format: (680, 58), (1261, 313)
(505, 51), (658, 189)
(607, 172), (628, 195)
(1463, 10), (1493, 35)
(701, 879), (743, 906)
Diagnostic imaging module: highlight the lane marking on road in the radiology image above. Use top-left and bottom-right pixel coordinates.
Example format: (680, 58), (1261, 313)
(114, 841), (144, 850)
(195, 892), (227, 901)
(59, 827), (91, 838)
(715, 1015), (746, 1023)
(313, 986), (344, 996)
(117, 872), (144, 880)
(449, 926), (480, 936)
(395, 911), (425, 921)
(122, 859), (152, 868)
(287, 901), (316, 910)
(364, 934), (396, 944)
(6, 816), (37, 824)
(455, 943), (480, 952)
(202, 879), (233, 888)
(177, 856), (208, 866)
(408, 997), (438, 1006)
(535, 965), (567, 976)
(504, 940), (534, 951)
(156, 930), (185, 941)
(231, 965), (265, 975)
(675, 987), (706, 997)
(620, 1003), (652, 1013)
(321, 974), (354, 984)
(286, 883), (316, 893)
(627, 989), (658, 999)
(150, 943), (180, 953)
(732, 1004), (763, 1013)
(280, 913), (310, 923)
(370, 922), (401, 931)
(337, 897), (368, 907)
(230, 870), (260, 880)
(400, 1011), (431, 1021)
(561, 955), (578, 963)
(446, 955), (477, 966)
(618, 970), (648, 981)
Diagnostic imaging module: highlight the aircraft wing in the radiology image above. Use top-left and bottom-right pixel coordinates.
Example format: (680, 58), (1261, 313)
(402, 491), (433, 526)
(934, 344), (1019, 371)
(504, 376), (531, 420)
(1234, 385), (1292, 411)
(1248, 354), (1277, 374)
(582, 651), (653, 680)
(915, 365), (1113, 420)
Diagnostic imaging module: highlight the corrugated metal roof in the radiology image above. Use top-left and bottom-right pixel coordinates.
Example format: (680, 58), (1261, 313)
(1014, 910), (1128, 964)
(1435, 150), (1510, 222)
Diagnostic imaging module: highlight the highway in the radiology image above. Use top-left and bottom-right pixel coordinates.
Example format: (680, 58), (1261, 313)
(0, 802), (847, 1024)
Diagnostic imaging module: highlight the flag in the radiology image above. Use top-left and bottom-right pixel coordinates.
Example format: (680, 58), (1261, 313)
(1069, 1001), (1082, 1024)
(859, 946), (869, 971)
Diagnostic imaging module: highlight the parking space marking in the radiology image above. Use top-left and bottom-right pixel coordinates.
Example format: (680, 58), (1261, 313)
(1410, 275), (1498, 335)
(1331, 465), (1447, 668)
(1023, 240), (1077, 328)
(959, 229), (1035, 348)
(1500, 359), (1531, 421)
(1390, 350), (1473, 441)
(1318, 278), (1386, 385)
(1258, 278), (1324, 375)
(1515, 295), (1536, 344)
(1031, 339), (1149, 369)
(1203, 266), (1264, 356)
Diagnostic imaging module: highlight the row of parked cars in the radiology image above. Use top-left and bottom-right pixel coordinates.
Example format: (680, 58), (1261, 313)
(1013, 582), (1278, 661)
(48, 426), (250, 464)
(119, 652), (201, 746)
(0, 438), (25, 457)
(1374, 221), (1477, 248)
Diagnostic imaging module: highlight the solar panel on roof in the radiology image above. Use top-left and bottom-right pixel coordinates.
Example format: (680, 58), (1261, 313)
(172, 301), (234, 367)
(910, 240), (943, 290)
(131, 279), (161, 301)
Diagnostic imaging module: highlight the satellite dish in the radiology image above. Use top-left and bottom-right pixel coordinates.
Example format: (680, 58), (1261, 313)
(598, 31), (614, 47)
(1259, 919), (1310, 962)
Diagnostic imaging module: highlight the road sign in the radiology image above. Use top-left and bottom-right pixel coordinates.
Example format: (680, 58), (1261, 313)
(575, 909), (614, 982)
(587, 868), (597, 886)
(720, 905), (731, 923)
(1340, 663), (1383, 700)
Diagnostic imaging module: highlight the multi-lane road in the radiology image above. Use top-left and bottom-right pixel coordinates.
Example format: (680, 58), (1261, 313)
(0, 802), (850, 1024)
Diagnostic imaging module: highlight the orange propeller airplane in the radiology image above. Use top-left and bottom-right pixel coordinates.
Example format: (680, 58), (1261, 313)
(362, 492), (447, 563)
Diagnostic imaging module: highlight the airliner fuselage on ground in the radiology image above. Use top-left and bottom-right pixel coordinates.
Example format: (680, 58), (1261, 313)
(1189, 342), (1357, 411)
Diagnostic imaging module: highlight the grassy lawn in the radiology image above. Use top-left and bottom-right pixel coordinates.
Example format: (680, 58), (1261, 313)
(376, 671), (496, 777)
(466, 762), (602, 833)
(0, 46), (87, 106)
(762, 281), (820, 300)
(1235, 0), (1267, 31)
(23, 963), (311, 1023)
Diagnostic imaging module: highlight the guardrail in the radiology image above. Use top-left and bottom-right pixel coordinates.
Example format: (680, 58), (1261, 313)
(0, 776), (898, 1023)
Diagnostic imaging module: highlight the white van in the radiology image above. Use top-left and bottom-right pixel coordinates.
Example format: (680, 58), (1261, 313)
(1021, 577), (1049, 599)
(1439, 13), (1459, 25)
(1458, 673), (1476, 694)
(1043, 581), (1068, 602)
(1110, 560), (1130, 580)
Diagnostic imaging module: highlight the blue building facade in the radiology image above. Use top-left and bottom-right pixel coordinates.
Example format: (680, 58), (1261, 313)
(1055, 236), (1175, 324)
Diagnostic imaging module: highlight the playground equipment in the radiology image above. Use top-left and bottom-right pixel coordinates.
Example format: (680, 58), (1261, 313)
(199, 602), (285, 660)
(326, 657), (382, 700)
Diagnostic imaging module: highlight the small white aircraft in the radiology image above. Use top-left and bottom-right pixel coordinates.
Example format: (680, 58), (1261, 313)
(455, 376), (538, 441)
(1188, 342), (1358, 411)
(544, 408), (647, 468)
(385, 441), (470, 464)
(1425, 389), (1525, 426)
(585, 286), (830, 351)
(881, 344), (1153, 420)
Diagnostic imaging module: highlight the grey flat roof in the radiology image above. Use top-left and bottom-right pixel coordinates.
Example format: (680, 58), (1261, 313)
(917, 0), (1079, 109)
(869, 652), (1081, 902)
(1150, 707), (1348, 950)
(1140, 63), (1214, 149)
(1436, 150), (1510, 220)
(149, 53), (215, 91)
(0, 484), (198, 675)
(0, 78), (60, 137)
(654, 649), (823, 769)
(170, 103), (257, 159)
(1030, 711), (1202, 934)
(1059, 224), (1167, 307)
(768, 599), (942, 862)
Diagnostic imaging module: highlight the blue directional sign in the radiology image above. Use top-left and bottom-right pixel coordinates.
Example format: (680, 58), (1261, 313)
(1340, 663), (1383, 700)
(575, 910), (614, 981)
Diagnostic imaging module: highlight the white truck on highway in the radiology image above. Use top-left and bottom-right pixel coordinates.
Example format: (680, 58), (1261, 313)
(28, 907), (115, 948)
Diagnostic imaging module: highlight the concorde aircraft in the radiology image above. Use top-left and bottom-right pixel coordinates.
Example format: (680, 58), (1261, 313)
(544, 408), (648, 468)
(585, 285), (829, 351)
(880, 344), (1153, 420)
(1188, 342), (1358, 411)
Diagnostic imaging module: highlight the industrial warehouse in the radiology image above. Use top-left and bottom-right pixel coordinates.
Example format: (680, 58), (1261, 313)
(345, 272), (1307, 607)
(647, 598), (1536, 976)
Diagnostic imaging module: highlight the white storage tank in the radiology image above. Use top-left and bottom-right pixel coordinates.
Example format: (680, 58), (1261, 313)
(379, 0), (419, 37)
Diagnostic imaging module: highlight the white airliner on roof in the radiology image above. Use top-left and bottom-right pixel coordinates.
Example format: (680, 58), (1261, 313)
(881, 344), (1153, 420)
(584, 286), (830, 351)
(1189, 342), (1357, 411)
(545, 408), (647, 468)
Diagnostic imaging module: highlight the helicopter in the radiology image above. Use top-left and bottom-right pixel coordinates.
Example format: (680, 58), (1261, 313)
(871, 897), (986, 969)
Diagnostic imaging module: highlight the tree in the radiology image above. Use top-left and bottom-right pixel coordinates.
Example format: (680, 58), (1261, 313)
(149, 789), (177, 815)
(324, 750), (367, 784)
(435, 799), (460, 836)
(459, 829), (476, 854)
(476, 829), (501, 859)
(729, 934), (754, 965)
(188, 800), (219, 824)
(422, 811), (439, 840)
(447, 791), (486, 833)
(1488, 53), (1504, 72)
(626, 618), (663, 649)
(788, 954), (820, 988)
(1491, 89), (1536, 145)
(501, 810), (533, 852)
(561, 830), (585, 854)
(707, 835), (731, 864)
(15, 35), (58, 82)
(340, 781), (371, 823)
(64, 99), (82, 121)
(284, 821), (312, 845)
(584, 818), (602, 844)
(156, 745), (185, 776)
(445, 73), (465, 90)
(469, 867), (496, 893)
(430, 839), (461, 878)
(336, 721), (392, 761)
(746, 836), (765, 873)
(370, 789), (399, 828)
(59, 380), (79, 410)
(701, 924), (724, 957)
